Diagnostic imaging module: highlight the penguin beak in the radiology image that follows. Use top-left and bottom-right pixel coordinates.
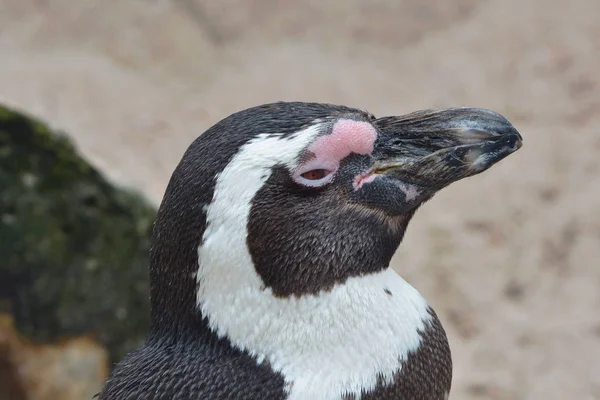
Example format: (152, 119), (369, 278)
(371, 108), (522, 190)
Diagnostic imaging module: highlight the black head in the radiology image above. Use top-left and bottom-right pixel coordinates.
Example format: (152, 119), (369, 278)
(148, 102), (522, 339)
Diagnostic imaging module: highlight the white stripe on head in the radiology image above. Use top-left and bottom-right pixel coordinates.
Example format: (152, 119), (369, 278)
(197, 124), (431, 399)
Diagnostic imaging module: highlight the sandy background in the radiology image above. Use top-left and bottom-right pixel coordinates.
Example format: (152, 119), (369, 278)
(1, 0), (599, 399)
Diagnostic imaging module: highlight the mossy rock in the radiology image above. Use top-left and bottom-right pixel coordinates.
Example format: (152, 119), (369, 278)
(0, 104), (155, 363)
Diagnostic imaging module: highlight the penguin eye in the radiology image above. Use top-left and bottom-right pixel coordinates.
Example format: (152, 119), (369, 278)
(293, 167), (336, 187)
(300, 169), (331, 180)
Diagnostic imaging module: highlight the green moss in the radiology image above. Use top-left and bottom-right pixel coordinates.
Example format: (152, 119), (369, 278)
(0, 104), (155, 363)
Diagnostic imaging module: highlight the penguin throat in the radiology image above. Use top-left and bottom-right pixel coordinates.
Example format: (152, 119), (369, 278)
(197, 262), (432, 399)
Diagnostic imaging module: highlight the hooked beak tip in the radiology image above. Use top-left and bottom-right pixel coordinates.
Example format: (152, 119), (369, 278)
(451, 108), (522, 143)
(466, 130), (522, 173)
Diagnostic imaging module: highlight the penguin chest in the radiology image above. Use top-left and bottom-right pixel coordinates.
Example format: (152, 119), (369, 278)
(357, 309), (452, 400)
(200, 265), (451, 400)
(280, 308), (451, 400)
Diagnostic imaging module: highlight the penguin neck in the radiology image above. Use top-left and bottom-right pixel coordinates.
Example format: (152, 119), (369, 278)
(147, 194), (217, 342)
(196, 187), (431, 398)
(197, 254), (432, 398)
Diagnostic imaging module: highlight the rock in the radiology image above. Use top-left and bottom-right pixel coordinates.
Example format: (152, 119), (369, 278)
(0, 314), (108, 400)
(0, 104), (155, 368)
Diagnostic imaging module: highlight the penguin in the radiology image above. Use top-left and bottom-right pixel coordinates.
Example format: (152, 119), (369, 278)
(99, 102), (522, 400)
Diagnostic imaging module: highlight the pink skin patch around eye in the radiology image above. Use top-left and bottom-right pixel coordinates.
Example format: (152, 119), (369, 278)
(302, 119), (378, 173)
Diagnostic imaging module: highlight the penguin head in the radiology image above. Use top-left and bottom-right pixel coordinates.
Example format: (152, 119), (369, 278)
(148, 102), (521, 337)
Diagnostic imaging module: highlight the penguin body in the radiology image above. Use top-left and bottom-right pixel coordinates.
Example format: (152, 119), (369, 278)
(100, 309), (450, 399)
(100, 102), (521, 400)
(100, 338), (286, 399)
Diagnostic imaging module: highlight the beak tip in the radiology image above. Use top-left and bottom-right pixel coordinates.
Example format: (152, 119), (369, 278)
(469, 130), (523, 173)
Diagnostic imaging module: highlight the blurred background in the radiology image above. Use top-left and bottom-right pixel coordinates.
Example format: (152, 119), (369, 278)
(0, 0), (598, 399)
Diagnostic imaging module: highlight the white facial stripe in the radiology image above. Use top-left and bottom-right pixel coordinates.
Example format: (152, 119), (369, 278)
(198, 125), (322, 301)
(197, 125), (431, 399)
